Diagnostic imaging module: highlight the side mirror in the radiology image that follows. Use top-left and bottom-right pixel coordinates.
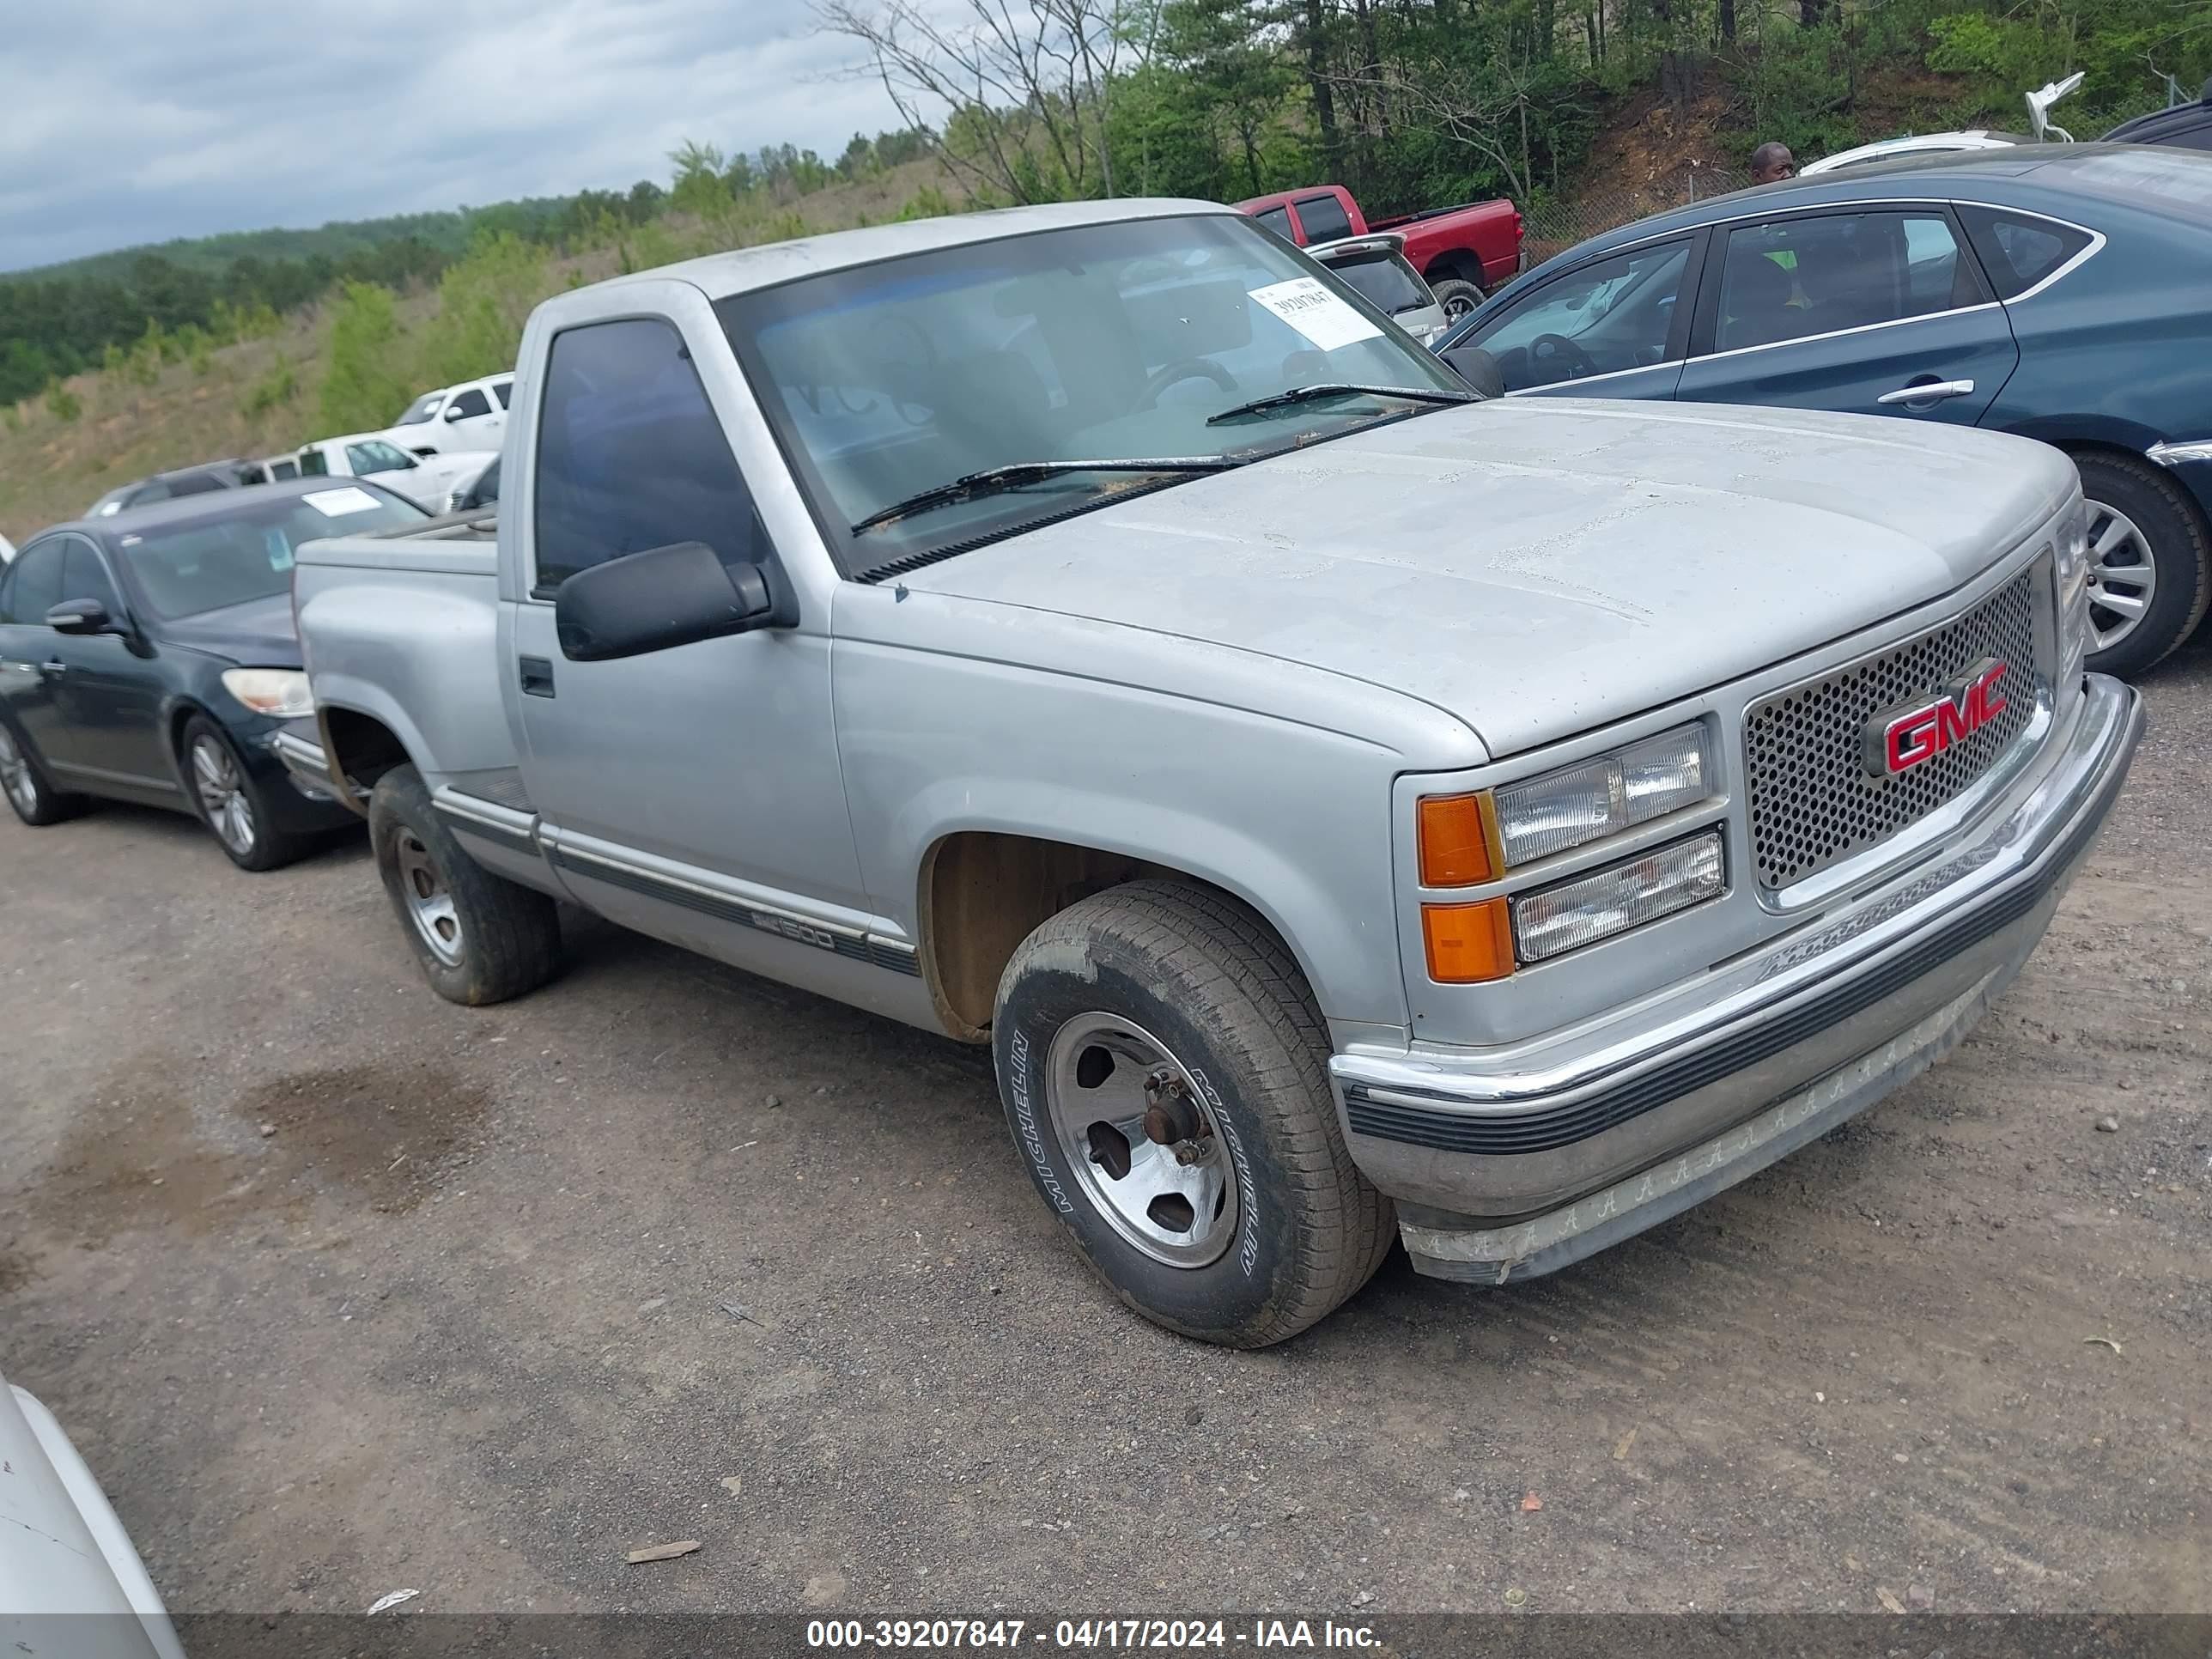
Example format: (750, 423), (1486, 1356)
(1439, 344), (1506, 399)
(47, 599), (116, 635)
(555, 541), (787, 662)
(443, 404), (466, 422)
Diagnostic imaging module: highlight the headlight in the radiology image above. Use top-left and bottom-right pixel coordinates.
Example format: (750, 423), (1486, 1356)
(2056, 505), (2090, 682)
(1492, 724), (1713, 866)
(221, 667), (314, 719)
(1511, 831), (1726, 963)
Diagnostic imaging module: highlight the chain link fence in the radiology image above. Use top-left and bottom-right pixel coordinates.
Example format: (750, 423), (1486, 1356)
(1520, 161), (1755, 265)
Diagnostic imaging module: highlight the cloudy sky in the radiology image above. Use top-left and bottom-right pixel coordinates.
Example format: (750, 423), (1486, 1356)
(0, 0), (905, 272)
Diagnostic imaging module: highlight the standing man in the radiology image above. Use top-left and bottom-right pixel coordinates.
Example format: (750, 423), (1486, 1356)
(1751, 143), (1797, 184)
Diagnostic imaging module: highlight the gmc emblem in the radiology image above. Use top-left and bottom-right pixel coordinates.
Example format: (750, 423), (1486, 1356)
(1863, 657), (2008, 778)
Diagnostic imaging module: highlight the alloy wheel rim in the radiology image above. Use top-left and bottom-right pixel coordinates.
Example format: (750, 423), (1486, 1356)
(0, 729), (35, 815)
(2082, 496), (2157, 654)
(191, 736), (257, 856)
(1044, 1012), (1240, 1270)
(394, 830), (465, 966)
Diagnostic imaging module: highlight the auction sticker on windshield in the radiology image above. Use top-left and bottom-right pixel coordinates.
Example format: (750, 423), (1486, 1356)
(303, 486), (386, 517)
(1248, 276), (1382, 352)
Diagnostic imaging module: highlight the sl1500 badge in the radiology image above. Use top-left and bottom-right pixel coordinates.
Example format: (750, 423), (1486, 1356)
(1863, 657), (2008, 778)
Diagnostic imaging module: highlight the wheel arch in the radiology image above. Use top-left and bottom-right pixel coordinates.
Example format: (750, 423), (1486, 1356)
(915, 829), (1331, 1045)
(318, 702), (417, 797)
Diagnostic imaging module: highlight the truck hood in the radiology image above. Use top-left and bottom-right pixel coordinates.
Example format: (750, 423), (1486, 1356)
(901, 399), (2075, 757)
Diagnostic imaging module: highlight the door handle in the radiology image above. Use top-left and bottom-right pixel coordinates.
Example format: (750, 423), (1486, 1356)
(40, 659), (67, 676)
(1878, 379), (1975, 406)
(519, 655), (556, 698)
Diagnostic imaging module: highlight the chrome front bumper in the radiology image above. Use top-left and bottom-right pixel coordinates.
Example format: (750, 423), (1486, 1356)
(1330, 674), (2143, 1281)
(271, 721), (359, 808)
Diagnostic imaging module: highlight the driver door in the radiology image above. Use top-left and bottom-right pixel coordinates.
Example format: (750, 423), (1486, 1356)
(1457, 233), (1704, 401)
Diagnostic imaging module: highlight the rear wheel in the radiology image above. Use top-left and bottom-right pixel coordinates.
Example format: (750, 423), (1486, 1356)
(993, 880), (1394, 1348)
(1429, 276), (1485, 323)
(368, 763), (561, 1005)
(2072, 452), (2212, 678)
(0, 723), (88, 827)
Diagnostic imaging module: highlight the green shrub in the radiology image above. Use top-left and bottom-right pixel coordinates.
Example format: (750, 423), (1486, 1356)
(44, 380), (82, 422)
(319, 281), (412, 434)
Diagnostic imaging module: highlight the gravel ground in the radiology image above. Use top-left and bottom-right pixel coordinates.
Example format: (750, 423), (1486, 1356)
(3, 646), (2209, 1620)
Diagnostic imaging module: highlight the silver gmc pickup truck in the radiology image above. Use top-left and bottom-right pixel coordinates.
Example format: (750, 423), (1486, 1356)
(289, 198), (2142, 1347)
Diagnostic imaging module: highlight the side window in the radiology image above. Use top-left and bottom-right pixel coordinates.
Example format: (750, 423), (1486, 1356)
(1254, 206), (1293, 242)
(62, 540), (122, 617)
(1295, 192), (1353, 244)
(449, 388), (493, 420)
(1469, 240), (1692, 391)
(4, 540), (66, 626)
(270, 459), (299, 480)
(299, 448), (329, 477)
(493, 380), (514, 409)
(346, 441), (415, 475)
(1714, 211), (1972, 353)
(532, 317), (766, 592)
(1955, 205), (2094, 301)
(167, 471), (228, 498)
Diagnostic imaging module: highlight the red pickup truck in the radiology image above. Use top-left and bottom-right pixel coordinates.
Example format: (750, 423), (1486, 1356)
(1234, 185), (1524, 320)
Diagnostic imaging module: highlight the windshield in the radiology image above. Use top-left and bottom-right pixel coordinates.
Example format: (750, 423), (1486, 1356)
(1321, 247), (1431, 315)
(396, 392), (442, 425)
(115, 490), (426, 618)
(717, 212), (1465, 572)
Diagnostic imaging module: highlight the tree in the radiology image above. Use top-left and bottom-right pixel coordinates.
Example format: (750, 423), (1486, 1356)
(319, 281), (412, 434)
(813, 0), (1136, 202)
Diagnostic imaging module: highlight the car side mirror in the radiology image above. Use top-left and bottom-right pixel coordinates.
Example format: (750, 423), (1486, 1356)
(443, 405), (466, 422)
(47, 599), (117, 635)
(1439, 344), (1506, 399)
(555, 541), (787, 662)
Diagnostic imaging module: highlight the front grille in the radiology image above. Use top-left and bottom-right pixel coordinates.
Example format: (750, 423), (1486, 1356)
(1745, 571), (2039, 889)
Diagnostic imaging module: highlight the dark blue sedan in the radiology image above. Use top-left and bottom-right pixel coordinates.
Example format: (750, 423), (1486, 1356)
(1437, 143), (2212, 676)
(0, 477), (427, 868)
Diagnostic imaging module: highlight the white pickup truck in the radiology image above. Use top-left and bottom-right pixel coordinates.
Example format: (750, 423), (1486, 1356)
(289, 199), (2139, 1346)
(295, 433), (483, 514)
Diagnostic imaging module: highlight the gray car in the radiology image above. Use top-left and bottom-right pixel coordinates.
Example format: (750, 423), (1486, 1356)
(289, 200), (2140, 1346)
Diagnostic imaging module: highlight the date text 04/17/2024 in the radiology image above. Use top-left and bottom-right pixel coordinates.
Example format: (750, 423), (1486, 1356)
(804, 1619), (1382, 1650)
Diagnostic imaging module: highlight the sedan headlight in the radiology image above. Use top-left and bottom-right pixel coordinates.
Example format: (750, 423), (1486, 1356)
(2056, 504), (2090, 683)
(1512, 831), (1726, 963)
(1492, 724), (1713, 866)
(221, 667), (314, 719)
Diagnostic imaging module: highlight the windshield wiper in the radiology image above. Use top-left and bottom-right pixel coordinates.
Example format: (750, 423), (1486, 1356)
(850, 457), (1237, 534)
(1205, 382), (1474, 426)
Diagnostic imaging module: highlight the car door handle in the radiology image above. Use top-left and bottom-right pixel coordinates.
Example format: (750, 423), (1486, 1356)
(40, 659), (67, 676)
(519, 655), (556, 698)
(1878, 379), (1975, 405)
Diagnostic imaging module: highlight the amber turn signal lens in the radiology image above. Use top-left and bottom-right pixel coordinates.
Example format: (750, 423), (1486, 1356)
(1417, 793), (1496, 886)
(1422, 899), (1516, 983)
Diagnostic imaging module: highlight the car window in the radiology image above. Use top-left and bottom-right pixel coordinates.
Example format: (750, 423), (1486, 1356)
(720, 212), (1467, 574)
(532, 316), (769, 592)
(1470, 239), (1692, 391)
(2, 539), (65, 625)
(116, 494), (426, 618)
(167, 471), (230, 498)
(269, 459), (299, 480)
(131, 481), (173, 507)
(396, 392), (442, 425)
(1295, 193), (1353, 244)
(345, 441), (416, 475)
(493, 380), (514, 410)
(62, 540), (122, 616)
(1254, 206), (1293, 241)
(299, 448), (330, 477)
(1323, 247), (1431, 317)
(449, 388), (493, 420)
(1954, 205), (2095, 301)
(1715, 211), (1976, 352)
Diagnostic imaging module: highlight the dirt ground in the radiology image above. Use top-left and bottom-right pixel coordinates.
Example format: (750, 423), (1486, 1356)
(3, 649), (2209, 1622)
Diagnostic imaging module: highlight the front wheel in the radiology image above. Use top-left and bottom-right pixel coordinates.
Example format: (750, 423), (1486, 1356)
(182, 714), (311, 871)
(368, 763), (562, 1005)
(993, 880), (1394, 1347)
(2073, 452), (2212, 678)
